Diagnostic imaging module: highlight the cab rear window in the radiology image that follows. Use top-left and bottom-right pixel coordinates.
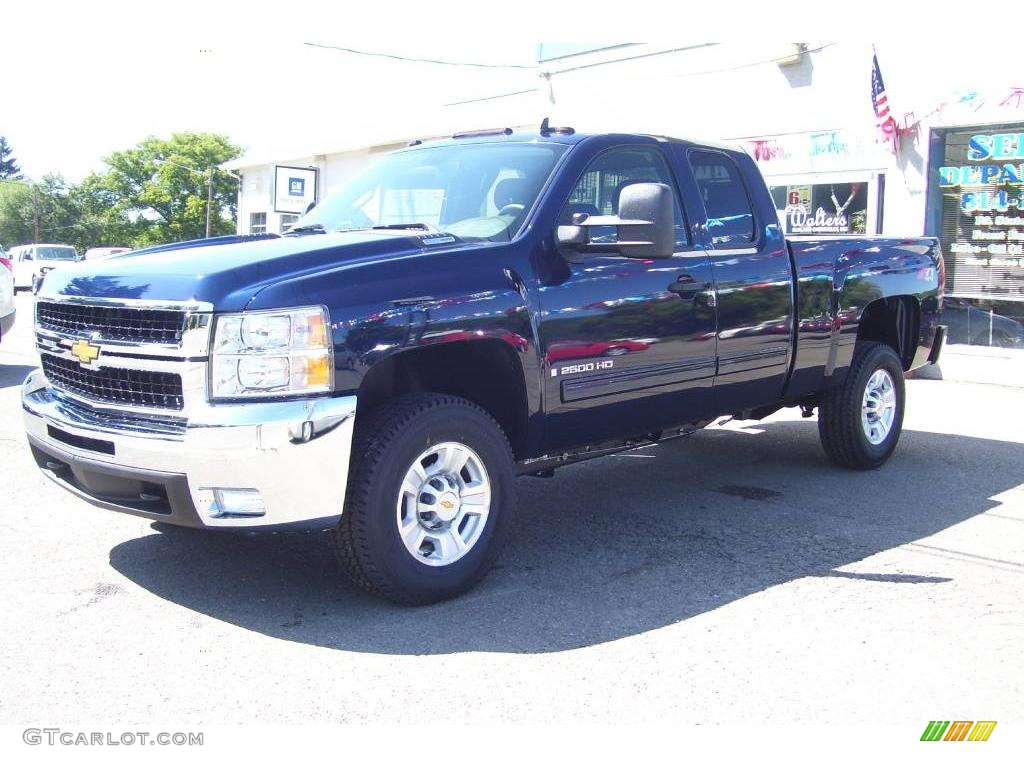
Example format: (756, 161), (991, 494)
(688, 151), (755, 246)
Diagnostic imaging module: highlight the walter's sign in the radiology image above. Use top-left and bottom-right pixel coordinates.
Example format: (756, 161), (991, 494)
(274, 165), (318, 215)
(786, 206), (850, 235)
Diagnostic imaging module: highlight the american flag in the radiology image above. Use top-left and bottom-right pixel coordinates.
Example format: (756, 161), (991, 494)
(871, 52), (899, 152)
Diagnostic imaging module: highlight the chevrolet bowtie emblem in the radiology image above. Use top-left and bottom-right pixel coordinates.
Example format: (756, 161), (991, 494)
(71, 339), (101, 365)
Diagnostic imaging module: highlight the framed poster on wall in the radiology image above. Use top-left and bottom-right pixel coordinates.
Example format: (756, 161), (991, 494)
(273, 165), (319, 215)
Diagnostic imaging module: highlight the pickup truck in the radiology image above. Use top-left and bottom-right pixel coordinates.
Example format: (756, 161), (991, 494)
(22, 124), (946, 604)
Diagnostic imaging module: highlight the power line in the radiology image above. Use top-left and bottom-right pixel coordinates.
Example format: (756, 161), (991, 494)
(442, 88), (540, 107)
(543, 43), (719, 75)
(303, 42), (535, 70)
(544, 42), (836, 77)
(444, 43), (840, 108)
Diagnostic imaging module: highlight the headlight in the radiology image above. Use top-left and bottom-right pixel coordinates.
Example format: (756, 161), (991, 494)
(211, 306), (332, 399)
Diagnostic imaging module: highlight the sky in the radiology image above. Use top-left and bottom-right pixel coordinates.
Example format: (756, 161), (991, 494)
(3, 2), (943, 183)
(4, 34), (540, 181)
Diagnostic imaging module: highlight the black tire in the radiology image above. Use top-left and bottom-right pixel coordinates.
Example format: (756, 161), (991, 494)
(331, 393), (516, 605)
(818, 342), (906, 470)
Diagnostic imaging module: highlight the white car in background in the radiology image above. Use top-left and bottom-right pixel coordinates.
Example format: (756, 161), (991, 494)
(0, 247), (15, 342)
(8, 243), (79, 293)
(82, 246), (132, 261)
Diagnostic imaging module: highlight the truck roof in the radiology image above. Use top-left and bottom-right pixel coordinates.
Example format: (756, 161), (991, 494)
(400, 129), (742, 155)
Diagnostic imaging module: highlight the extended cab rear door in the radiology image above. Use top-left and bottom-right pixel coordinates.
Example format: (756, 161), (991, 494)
(673, 146), (795, 414)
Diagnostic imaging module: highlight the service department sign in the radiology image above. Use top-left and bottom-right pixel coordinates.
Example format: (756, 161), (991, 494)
(273, 165), (318, 214)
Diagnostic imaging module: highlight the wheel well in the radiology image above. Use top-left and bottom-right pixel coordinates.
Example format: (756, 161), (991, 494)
(356, 340), (529, 459)
(856, 295), (919, 369)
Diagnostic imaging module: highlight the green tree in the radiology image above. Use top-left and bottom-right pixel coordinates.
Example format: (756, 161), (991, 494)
(0, 175), (82, 249)
(0, 180), (33, 245)
(71, 173), (144, 248)
(0, 136), (22, 180)
(92, 132), (241, 246)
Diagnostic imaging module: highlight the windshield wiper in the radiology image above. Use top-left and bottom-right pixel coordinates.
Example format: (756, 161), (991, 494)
(287, 223), (327, 235)
(305, 222), (445, 236)
(371, 222), (440, 234)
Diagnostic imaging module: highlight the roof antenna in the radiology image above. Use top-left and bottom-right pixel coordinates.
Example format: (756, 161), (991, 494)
(539, 117), (574, 137)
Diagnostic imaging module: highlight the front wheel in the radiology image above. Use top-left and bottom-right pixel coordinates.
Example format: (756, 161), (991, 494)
(818, 342), (906, 469)
(331, 393), (516, 605)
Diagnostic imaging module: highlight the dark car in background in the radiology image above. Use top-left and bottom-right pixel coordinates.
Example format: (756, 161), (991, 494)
(941, 297), (1023, 348)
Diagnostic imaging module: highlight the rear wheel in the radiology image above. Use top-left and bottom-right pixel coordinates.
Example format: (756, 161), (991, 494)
(331, 393), (516, 605)
(818, 342), (905, 469)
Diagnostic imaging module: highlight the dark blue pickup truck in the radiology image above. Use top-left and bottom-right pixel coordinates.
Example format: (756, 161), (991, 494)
(23, 125), (945, 603)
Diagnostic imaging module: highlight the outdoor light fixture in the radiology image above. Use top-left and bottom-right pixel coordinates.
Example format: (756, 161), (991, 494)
(204, 488), (267, 518)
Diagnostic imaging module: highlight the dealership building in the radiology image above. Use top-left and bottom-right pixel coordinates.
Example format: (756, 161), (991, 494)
(230, 43), (1024, 332)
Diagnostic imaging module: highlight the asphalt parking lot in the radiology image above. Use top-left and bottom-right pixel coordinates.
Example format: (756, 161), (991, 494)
(1, 289), (1021, 726)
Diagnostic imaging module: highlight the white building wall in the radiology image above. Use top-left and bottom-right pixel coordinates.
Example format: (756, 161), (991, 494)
(234, 43), (1024, 239)
(537, 42), (1024, 237)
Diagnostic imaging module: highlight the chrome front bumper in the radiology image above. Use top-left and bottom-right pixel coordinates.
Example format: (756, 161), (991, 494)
(22, 369), (357, 529)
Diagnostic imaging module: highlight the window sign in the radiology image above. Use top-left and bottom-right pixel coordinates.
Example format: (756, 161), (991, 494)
(786, 185), (811, 208)
(934, 125), (1024, 298)
(274, 165), (319, 214)
(770, 182), (867, 235)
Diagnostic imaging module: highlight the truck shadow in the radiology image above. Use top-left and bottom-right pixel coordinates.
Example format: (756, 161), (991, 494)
(0, 364), (35, 390)
(108, 420), (1022, 654)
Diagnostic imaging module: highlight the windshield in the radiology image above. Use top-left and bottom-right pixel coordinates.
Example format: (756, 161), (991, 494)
(37, 246), (78, 261)
(295, 142), (568, 242)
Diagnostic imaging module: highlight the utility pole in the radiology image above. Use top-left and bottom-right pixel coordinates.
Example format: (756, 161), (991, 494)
(32, 184), (39, 242)
(205, 167), (213, 238)
(158, 159), (237, 239)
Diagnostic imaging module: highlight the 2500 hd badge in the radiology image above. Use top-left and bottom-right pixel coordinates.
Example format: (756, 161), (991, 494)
(553, 360), (615, 376)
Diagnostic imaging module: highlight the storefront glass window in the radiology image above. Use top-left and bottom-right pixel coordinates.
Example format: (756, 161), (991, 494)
(770, 182), (868, 235)
(931, 123), (1024, 300)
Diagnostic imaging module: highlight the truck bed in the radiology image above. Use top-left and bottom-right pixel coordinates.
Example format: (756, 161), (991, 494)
(785, 236), (943, 401)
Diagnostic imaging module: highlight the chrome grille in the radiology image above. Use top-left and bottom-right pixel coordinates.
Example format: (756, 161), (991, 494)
(41, 353), (185, 410)
(36, 301), (188, 344)
(50, 393), (187, 436)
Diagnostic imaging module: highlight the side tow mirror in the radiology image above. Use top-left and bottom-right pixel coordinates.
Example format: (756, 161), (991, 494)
(556, 182), (675, 259)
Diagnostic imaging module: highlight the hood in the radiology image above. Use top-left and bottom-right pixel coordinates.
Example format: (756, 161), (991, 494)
(36, 229), (444, 311)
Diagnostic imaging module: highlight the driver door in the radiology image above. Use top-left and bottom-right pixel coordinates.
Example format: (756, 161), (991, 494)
(537, 145), (717, 451)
